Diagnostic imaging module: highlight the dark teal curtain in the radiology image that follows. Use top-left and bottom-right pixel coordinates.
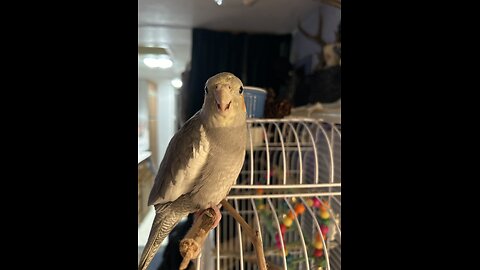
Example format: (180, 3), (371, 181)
(185, 28), (291, 120)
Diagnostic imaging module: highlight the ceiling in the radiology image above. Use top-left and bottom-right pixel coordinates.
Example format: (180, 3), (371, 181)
(138, 0), (323, 85)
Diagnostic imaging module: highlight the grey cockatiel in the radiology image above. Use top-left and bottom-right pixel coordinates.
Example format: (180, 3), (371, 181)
(138, 72), (247, 270)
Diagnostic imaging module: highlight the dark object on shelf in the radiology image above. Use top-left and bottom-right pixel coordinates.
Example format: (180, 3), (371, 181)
(307, 66), (341, 104)
(264, 88), (293, 118)
(293, 66), (341, 106)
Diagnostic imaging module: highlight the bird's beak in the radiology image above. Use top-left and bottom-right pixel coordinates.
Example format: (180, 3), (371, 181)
(214, 85), (232, 113)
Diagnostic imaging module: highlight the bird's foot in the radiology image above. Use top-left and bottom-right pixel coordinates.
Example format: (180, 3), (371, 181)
(210, 204), (222, 228)
(194, 203), (222, 229)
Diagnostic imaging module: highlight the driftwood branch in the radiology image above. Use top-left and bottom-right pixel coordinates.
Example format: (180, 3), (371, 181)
(179, 208), (217, 270)
(221, 199), (268, 270)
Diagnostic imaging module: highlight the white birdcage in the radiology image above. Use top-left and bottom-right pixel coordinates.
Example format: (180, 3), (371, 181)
(195, 118), (341, 270)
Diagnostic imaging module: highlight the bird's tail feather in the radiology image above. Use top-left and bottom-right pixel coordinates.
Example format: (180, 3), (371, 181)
(138, 204), (188, 270)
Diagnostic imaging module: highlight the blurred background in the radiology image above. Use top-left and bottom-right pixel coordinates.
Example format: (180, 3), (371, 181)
(138, 0), (340, 268)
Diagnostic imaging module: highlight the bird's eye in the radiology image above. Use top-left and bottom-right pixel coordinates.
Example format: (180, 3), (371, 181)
(239, 86), (244, 94)
(205, 86), (208, 94)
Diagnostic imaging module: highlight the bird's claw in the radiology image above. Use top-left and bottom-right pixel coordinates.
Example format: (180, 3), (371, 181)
(195, 204), (222, 229)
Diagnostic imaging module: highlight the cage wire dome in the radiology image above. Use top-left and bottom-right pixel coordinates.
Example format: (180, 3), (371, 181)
(193, 118), (341, 270)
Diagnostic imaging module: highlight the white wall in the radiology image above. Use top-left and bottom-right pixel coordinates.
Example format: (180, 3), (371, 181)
(138, 79), (150, 152)
(138, 77), (177, 167)
(155, 79), (177, 167)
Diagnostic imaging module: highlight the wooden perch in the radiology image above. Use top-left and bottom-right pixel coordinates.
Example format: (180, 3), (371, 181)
(179, 208), (217, 270)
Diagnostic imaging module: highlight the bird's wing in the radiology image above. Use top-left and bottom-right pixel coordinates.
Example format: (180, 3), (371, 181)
(148, 112), (209, 206)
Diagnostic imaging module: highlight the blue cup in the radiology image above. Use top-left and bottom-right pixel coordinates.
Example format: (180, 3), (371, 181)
(243, 86), (267, 118)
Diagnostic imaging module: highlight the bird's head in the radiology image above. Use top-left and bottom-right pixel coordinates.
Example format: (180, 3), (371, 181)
(201, 72), (246, 126)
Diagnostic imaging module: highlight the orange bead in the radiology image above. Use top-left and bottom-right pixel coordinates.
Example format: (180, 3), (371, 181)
(319, 200), (329, 211)
(256, 188), (264, 195)
(294, 203), (306, 214)
(287, 211), (296, 219)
